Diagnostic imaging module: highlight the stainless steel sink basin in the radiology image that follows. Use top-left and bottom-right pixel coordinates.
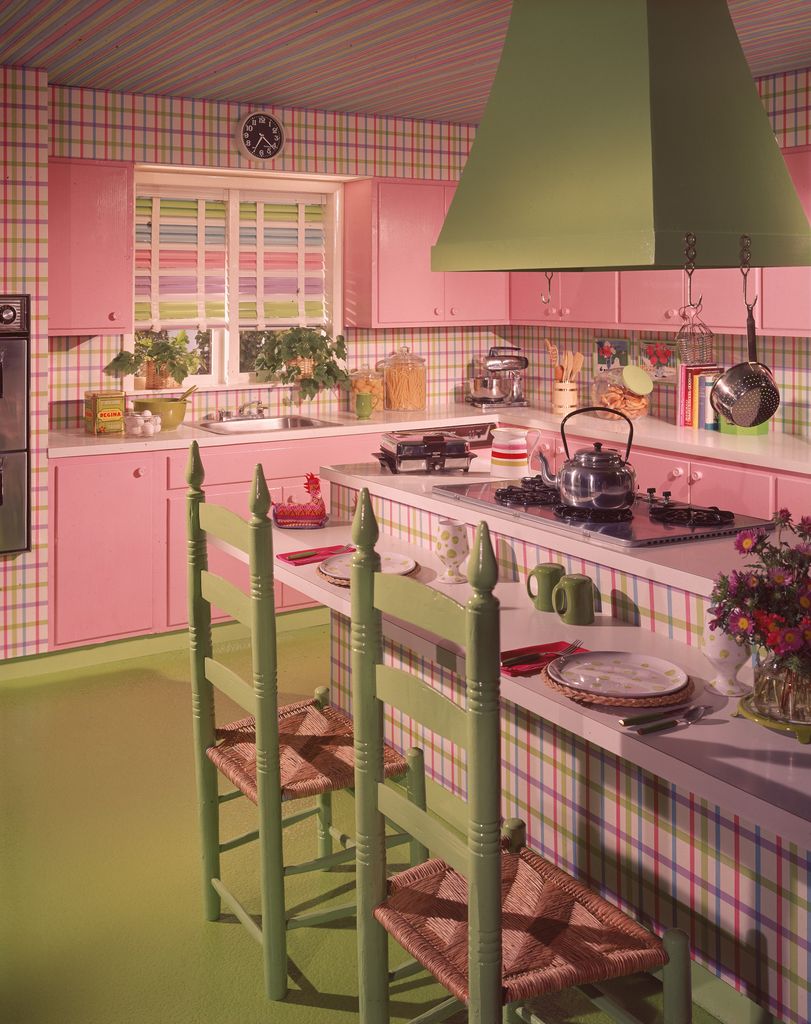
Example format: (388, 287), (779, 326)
(198, 414), (338, 434)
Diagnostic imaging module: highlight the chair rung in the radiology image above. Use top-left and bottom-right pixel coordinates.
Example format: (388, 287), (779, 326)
(579, 983), (646, 1024)
(286, 903), (356, 929)
(408, 995), (463, 1024)
(210, 878), (262, 944)
(219, 828), (259, 853)
(282, 806), (319, 829)
(328, 824), (355, 849)
(388, 958), (425, 982)
(218, 789), (244, 804)
(283, 843), (358, 876)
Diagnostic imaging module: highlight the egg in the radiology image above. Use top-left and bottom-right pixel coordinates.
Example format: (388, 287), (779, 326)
(142, 421), (155, 436)
(141, 410), (153, 420)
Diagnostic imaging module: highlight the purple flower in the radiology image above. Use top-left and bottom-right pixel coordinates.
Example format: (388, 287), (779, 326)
(734, 528), (763, 555)
(774, 626), (804, 655)
(775, 508), (792, 525)
(797, 516), (811, 538)
(768, 567), (793, 586)
(727, 609), (755, 637)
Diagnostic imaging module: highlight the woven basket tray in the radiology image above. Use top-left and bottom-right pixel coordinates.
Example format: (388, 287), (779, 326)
(539, 664), (695, 708)
(317, 562), (421, 588)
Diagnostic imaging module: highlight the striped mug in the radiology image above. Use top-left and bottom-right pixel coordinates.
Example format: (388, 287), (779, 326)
(490, 427), (540, 479)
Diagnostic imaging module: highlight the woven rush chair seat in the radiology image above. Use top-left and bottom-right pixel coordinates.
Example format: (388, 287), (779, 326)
(209, 699), (408, 804)
(374, 847), (667, 1007)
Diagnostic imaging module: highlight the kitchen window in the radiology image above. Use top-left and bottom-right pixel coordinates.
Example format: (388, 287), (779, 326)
(132, 169), (343, 387)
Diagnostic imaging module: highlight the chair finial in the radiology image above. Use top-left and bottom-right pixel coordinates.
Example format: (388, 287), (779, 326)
(351, 488), (379, 550)
(468, 522), (497, 595)
(250, 463), (271, 520)
(187, 440), (205, 491)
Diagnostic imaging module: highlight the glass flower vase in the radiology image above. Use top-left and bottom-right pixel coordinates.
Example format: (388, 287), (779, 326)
(701, 606), (751, 696)
(752, 653), (811, 724)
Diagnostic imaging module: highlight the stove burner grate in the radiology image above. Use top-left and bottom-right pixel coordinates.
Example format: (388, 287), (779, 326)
(649, 504), (735, 527)
(494, 476), (559, 507)
(554, 504), (634, 524)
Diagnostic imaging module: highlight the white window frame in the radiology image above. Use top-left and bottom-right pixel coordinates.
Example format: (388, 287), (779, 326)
(132, 166), (346, 389)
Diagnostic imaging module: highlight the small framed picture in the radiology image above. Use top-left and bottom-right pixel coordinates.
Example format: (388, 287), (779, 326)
(594, 337), (629, 374)
(639, 338), (678, 382)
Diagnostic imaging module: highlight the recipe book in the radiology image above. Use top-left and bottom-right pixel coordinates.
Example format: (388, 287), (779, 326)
(677, 363), (722, 427)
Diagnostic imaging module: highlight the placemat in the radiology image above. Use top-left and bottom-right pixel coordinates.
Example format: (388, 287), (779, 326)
(539, 664), (695, 708)
(317, 561), (421, 588)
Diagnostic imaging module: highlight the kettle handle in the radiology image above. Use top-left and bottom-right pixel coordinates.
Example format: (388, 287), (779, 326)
(560, 406), (634, 463)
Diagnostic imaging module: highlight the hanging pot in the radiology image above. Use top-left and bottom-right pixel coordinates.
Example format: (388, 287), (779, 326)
(709, 301), (780, 427)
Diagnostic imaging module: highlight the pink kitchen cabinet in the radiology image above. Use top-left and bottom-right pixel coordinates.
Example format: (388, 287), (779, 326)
(49, 454), (156, 649)
(48, 159), (134, 335)
(617, 271), (684, 330)
(510, 271), (617, 327)
(689, 267), (759, 335)
(343, 178), (508, 327)
(775, 473), (811, 517)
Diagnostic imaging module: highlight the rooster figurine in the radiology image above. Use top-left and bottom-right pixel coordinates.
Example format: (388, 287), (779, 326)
(272, 473), (328, 529)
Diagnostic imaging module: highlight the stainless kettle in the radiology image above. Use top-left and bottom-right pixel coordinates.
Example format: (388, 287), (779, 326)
(536, 407), (636, 511)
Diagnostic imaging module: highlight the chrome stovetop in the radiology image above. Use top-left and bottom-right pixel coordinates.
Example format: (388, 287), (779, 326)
(432, 477), (775, 548)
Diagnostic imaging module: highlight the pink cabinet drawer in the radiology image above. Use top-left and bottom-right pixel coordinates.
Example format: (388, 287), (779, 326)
(776, 474), (811, 517)
(688, 459), (772, 519)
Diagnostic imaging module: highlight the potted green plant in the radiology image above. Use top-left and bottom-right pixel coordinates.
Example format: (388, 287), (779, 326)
(104, 329), (204, 389)
(253, 327), (348, 401)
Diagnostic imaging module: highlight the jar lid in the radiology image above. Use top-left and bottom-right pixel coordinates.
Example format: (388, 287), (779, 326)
(620, 365), (653, 395)
(385, 345), (425, 366)
(350, 364), (380, 377)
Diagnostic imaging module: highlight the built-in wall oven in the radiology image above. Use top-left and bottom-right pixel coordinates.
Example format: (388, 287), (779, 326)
(0, 295), (30, 553)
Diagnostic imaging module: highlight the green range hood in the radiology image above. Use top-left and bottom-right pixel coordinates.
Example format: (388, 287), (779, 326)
(432, 0), (811, 272)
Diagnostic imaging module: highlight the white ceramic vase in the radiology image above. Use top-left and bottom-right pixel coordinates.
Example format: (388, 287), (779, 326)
(434, 518), (469, 584)
(701, 606), (751, 696)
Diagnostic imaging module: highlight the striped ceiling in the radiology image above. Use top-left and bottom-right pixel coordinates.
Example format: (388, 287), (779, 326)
(2, 0), (810, 124)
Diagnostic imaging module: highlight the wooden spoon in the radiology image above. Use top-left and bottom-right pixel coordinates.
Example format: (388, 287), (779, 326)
(562, 351), (573, 381)
(570, 351), (584, 379)
(545, 337), (559, 370)
(176, 384), (198, 402)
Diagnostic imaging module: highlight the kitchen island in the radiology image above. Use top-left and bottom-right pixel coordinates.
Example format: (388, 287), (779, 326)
(272, 460), (811, 1024)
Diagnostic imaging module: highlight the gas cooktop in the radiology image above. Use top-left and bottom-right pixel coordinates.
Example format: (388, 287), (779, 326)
(432, 477), (776, 548)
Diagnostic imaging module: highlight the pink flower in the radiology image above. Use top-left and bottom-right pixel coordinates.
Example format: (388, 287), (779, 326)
(728, 609), (755, 636)
(797, 516), (811, 538)
(775, 626), (804, 655)
(768, 567), (793, 586)
(775, 508), (792, 525)
(734, 528), (763, 555)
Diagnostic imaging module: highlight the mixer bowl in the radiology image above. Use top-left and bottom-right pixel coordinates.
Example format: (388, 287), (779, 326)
(466, 376), (512, 401)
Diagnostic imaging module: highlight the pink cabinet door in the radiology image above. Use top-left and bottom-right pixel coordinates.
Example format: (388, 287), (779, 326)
(558, 272), (618, 326)
(377, 181), (446, 324)
(775, 473), (811, 517)
(630, 450), (690, 502)
(690, 268), (757, 335)
(687, 459), (772, 518)
(509, 272), (562, 323)
(618, 271), (684, 328)
(49, 455), (155, 648)
(49, 159), (134, 335)
(442, 187), (509, 323)
(760, 266), (811, 336)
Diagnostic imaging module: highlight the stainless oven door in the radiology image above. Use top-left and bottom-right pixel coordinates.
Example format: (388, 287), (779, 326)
(0, 451), (29, 553)
(0, 336), (28, 452)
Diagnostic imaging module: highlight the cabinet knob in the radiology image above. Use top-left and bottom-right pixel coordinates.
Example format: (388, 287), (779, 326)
(108, 311), (118, 321)
(670, 466), (684, 478)
(134, 467), (147, 478)
(433, 307), (442, 316)
(689, 469), (703, 483)
(561, 307), (571, 317)
(664, 308), (678, 319)
(449, 306), (457, 316)
(539, 442), (551, 453)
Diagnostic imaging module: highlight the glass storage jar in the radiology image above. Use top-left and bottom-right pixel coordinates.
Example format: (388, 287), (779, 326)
(592, 365), (652, 420)
(383, 346), (426, 411)
(349, 364), (384, 410)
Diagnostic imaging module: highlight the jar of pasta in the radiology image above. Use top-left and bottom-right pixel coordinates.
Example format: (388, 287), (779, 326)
(592, 365), (652, 419)
(349, 364), (384, 410)
(383, 346), (426, 411)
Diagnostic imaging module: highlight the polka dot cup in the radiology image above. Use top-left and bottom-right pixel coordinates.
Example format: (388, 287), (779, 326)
(435, 518), (470, 584)
(702, 605), (751, 696)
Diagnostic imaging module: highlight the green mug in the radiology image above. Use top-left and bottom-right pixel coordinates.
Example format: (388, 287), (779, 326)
(551, 573), (595, 625)
(526, 562), (566, 612)
(355, 392), (373, 419)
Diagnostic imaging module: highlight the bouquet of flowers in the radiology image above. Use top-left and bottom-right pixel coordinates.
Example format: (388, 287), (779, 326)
(707, 509), (811, 674)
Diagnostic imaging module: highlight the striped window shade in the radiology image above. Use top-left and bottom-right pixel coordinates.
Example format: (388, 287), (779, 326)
(135, 193), (227, 328)
(238, 195), (326, 328)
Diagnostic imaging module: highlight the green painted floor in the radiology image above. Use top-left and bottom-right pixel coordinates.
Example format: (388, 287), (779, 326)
(1, 623), (722, 1024)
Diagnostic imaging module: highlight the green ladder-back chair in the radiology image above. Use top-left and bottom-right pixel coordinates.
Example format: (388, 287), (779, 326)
(350, 488), (693, 1024)
(185, 443), (408, 1000)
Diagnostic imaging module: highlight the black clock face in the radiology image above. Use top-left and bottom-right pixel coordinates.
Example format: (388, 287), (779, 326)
(240, 113), (285, 160)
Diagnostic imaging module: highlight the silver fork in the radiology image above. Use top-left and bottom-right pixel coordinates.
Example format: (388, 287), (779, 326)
(558, 638), (583, 659)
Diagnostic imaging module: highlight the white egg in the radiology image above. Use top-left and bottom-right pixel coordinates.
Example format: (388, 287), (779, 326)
(129, 425), (142, 436)
(142, 421), (155, 436)
(153, 423), (162, 433)
(141, 410), (153, 420)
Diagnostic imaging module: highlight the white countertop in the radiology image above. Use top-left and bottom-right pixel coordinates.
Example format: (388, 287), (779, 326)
(269, 519), (811, 847)
(48, 401), (811, 474)
(321, 461), (745, 595)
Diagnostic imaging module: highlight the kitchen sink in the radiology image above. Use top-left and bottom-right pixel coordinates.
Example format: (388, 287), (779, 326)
(198, 415), (339, 434)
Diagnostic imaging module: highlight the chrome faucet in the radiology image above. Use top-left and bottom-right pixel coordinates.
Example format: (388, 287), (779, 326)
(238, 399), (266, 418)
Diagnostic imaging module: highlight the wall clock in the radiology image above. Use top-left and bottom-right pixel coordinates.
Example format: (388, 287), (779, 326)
(237, 112), (285, 161)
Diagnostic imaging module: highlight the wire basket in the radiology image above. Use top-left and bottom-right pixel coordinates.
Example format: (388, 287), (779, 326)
(675, 306), (715, 365)
(145, 360), (180, 390)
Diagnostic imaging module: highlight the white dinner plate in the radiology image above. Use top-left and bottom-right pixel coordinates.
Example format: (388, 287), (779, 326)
(546, 651), (689, 697)
(319, 551), (417, 581)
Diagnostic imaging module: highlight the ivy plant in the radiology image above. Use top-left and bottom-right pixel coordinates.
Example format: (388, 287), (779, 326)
(104, 329), (205, 384)
(253, 327), (348, 401)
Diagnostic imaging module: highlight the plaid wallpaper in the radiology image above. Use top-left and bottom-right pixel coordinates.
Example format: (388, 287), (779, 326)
(1, 67), (49, 659)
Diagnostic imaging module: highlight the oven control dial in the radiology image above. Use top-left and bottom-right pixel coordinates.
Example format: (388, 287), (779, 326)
(0, 304), (17, 326)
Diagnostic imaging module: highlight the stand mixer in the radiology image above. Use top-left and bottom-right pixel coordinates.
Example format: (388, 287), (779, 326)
(466, 345), (529, 408)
